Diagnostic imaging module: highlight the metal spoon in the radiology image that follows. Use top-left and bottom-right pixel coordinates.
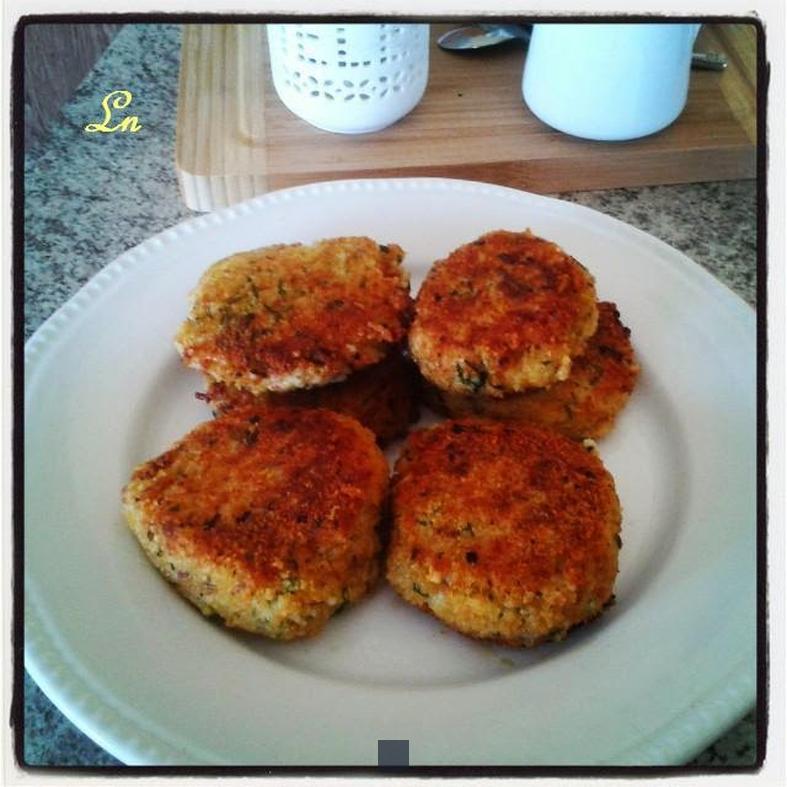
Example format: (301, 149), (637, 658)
(437, 23), (728, 71)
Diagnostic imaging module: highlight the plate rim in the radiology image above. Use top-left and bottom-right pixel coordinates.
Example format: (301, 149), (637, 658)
(23, 176), (757, 767)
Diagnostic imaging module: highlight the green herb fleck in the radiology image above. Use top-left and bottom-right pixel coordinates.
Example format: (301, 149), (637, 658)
(281, 577), (301, 593)
(456, 362), (488, 393)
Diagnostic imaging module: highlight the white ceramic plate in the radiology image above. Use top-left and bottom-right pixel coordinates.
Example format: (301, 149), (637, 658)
(25, 178), (756, 766)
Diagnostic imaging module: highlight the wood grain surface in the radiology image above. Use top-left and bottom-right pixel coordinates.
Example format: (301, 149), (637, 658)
(176, 23), (757, 212)
(697, 23), (757, 144)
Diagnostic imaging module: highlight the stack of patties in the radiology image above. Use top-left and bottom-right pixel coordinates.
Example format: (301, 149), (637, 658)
(122, 235), (416, 641)
(175, 236), (418, 444)
(387, 229), (633, 646)
(410, 229), (639, 440)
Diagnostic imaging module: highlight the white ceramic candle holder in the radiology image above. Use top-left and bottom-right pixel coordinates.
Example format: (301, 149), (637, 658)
(267, 22), (430, 134)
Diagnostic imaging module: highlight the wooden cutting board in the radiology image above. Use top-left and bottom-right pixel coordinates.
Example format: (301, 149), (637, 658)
(175, 23), (756, 212)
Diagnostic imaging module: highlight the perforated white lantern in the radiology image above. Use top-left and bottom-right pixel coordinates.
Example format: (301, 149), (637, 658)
(267, 23), (430, 134)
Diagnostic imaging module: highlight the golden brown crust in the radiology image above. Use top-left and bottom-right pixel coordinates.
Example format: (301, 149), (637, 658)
(409, 230), (598, 396)
(386, 419), (621, 646)
(424, 302), (640, 440)
(123, 407), (389, 639)
(175, 237), (412, 393)
(202, 351), (421, 446)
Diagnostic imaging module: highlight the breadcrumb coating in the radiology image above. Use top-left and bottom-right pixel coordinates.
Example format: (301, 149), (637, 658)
(424, 302), (639, 439)
(123, 407), (389, 639)
(176, 237), (412, 393)
(410, 230), (598, 396)
(386, 419), (621, 646)
(202, 351), (420, 446)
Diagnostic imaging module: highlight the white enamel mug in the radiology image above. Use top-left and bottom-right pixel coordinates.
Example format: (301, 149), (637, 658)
(522, 23), (701, 141)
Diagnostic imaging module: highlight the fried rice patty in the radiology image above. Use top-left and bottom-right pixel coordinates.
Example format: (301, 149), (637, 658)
(202, 351), (420, 446)
(424, 302), (639, 440)
(175, 237), (412, 394)
(122, 407), (389, 640)
(409, 230), (598, 396)
(386, 419), (621, 647)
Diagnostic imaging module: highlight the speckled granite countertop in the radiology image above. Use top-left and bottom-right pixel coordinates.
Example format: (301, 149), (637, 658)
(22, 22), (758, 769)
